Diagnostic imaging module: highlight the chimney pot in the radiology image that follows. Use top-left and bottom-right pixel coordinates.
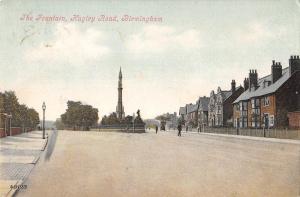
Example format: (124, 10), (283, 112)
(289, 54), (300, 75)
(272, 61), (283, 83)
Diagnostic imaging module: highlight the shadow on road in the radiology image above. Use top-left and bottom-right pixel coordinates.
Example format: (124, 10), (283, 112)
(44, 130), (58, 161)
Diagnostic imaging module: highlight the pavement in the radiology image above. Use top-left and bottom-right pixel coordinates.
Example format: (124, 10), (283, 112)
(0, 131), (48, 197)
(184, 130), (300, 145)
(17, 129), (300, 197)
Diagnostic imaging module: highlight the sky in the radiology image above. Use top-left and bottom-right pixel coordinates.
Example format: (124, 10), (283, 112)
(0, 0), (299, 121)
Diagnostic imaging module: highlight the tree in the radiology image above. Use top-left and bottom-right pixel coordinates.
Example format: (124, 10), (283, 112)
(123, 115), (133, 124)
(0, 91), (39, 130)
(3, 91), (21, 127)
(101, 112), (120, 125)
(55, 118), (65, 130)
(155, 114), (171, 122)
(61, 100), (99, 130)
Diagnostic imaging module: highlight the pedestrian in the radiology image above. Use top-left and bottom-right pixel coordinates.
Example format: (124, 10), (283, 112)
(155, 125), (158, 134)
(177, 124), (182, 137)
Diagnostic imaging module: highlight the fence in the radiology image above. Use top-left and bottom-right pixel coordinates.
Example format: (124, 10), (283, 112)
(198, 127), (300, 140)
(92, 123), (146, 133)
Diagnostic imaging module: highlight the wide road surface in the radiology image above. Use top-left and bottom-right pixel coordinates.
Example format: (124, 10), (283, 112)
(18, 130), (300, 197)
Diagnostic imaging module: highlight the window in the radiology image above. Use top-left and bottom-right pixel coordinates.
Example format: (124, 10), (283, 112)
(251, 98), (260, 109)
(256, 99), (260, 107)
(217, 105), (221, 114)
(243, 102), (248, 110)
(240, 101), (248, 111)
(251, 99), (255, 109)
(235, 104), (240, 111)
(263, 96), (270, 106)
(269, 115), (274, 126)
(253, 108), (260, 115)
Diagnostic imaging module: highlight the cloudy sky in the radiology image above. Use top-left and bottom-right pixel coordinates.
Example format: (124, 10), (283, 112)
(0, 0), (299, 121)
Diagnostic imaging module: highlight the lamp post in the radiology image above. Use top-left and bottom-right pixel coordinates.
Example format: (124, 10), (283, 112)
(8, 113), (12, 136)
(42, 102), (46, 139)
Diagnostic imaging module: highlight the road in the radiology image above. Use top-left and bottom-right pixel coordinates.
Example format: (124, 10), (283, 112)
(17, 130), (300, 197)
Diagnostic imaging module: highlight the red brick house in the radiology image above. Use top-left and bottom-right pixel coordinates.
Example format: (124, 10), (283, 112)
(233, 55), (300, 129)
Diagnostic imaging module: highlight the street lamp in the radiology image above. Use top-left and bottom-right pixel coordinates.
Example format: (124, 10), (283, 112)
(7, 113), (12, 136)
(42, 102), (46, 139)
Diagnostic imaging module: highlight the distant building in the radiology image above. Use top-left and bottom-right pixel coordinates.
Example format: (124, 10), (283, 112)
(186, 103), (199, 129)
(233, 55), (300, 129)
(179, 103), (198, 129)
(165, 112), (178, 130)
(179, 106), (187, 123)
(197, 96), (209, 128)
(208, 80), (244, 127)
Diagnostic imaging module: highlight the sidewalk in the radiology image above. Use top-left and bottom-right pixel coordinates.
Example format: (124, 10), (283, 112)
(160, 129), (300, 145)
(0, 131), (48, 197)
(198, 131), (300, 145)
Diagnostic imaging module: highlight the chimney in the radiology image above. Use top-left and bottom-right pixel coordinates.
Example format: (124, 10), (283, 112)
(244, 78), (249, 91)
(249, 69), (258, 91)
(289, 55), (300, 76)
(271, 60), (282, 83)
(231, 80), (236, 92)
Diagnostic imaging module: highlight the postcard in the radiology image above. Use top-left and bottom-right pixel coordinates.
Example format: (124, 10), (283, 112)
(0, 0), (300, 196)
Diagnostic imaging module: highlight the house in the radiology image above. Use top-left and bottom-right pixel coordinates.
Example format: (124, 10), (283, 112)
(208, 80), (244, 127)
(197, 96), (209, 128)
(186, 103), (199, 129)
(233, 55), (300, 129)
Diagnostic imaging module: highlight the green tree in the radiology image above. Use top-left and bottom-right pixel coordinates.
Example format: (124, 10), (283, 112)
(100, 112), (120, 125)
(0, 91), (39, 130)
(3, 91), (21, 127)
(61, 100), (99, 130)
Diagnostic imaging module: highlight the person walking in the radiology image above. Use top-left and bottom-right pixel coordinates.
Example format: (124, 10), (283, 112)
(177, 124), (182, 137)
(155, 125), (158, 134)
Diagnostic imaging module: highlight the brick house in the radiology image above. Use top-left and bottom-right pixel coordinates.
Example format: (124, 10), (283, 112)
(233, 55), (300, 129)
(287, 112), (300, 129)
(208, 80), (244, 127)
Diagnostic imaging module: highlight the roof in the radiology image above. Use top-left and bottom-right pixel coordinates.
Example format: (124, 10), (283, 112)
(197, 96), (209, 111)
(233, 67), (290, 103)
(223, 86), (243, 103)
(186, 103), (198, 113)
(179, 107), (186, 115)
(222, 91), (232, 100)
